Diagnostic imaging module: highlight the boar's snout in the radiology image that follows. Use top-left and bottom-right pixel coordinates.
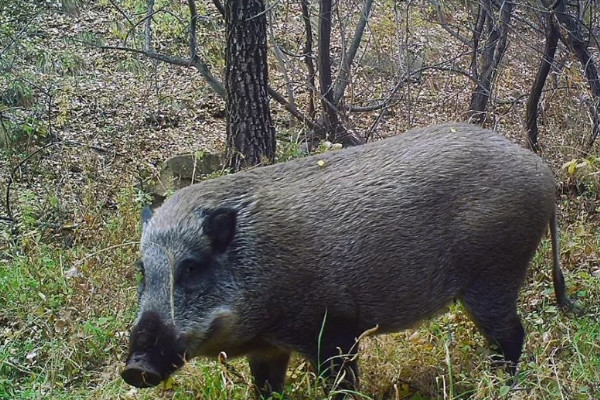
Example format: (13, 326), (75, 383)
(121, 353), (162, 388)
(121, 311), (186, 388)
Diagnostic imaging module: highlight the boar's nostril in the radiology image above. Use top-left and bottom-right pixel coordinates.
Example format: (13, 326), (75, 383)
(121, 356), (162, 388)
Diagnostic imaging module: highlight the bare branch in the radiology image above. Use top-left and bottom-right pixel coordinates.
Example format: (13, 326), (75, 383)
(333, 0), (374, 105)
(470, 4), (487, 82)
(468, 0), (514, 122)
(107, 0), (133, 26)
(317, 0), (338, 124)
(5, 141), (59, 220)
(267, 0), (296, 112)
(100, 45), (226, 98)
(346, 52), (475, 113)
(145, 0), (155, 51)
(212, 0), (225, 16)
(526, 6), (559, 152)
(0, 9), (41, 58)
(300, 0), (317, 119)
(554, 0), (600, 147)
(267, 87), (318, 130)
(317, 0), (364, 146)
(188, 0), (198, 59)
(430, 0), (473, 47)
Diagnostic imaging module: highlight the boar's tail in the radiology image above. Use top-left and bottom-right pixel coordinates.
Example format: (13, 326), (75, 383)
(550, 206), (573, 311)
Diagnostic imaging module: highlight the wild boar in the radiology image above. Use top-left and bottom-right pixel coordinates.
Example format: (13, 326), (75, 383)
(121, 123), (571, 398)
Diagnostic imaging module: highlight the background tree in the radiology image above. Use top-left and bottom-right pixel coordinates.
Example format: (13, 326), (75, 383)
(224, 0), (275, 170)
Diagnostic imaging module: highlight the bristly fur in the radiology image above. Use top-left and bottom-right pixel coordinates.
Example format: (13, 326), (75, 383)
(122, 123), (570, 398)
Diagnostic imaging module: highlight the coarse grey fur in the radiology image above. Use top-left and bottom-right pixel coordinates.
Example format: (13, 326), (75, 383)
(123, 123), (571, 398)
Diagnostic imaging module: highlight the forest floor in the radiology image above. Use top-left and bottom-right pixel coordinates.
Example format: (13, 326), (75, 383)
(1, 1), (599, 400)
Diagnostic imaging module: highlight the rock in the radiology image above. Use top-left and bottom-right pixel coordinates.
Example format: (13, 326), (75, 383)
(147, 151), (226, 208)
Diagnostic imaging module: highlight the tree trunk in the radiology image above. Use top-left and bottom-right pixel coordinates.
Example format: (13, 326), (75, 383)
(525, 8), (559, 152)
(300, 0), (317, 120)
(553, 0), (600, 148)
(317, 0), (342, 138)
(225, 0), (276, 171)
(467, 0), (513, 123)
(317, 0), (363, 146)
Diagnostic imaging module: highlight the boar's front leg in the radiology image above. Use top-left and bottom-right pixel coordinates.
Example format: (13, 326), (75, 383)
(248, 347), (291, 398)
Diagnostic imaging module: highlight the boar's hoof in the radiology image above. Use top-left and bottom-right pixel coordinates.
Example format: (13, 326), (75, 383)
(121, 355), (162, 388)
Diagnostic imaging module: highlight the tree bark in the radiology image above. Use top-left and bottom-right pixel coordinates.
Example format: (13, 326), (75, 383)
(467, 0), (513, 123)
(553, 0), (600, 148)
(333, 0), (374, 105)
(301, 0), (317, 120)
(225, 0), (276, 171)
(317, 0), (363, 146)
(525, 8), (559, 152)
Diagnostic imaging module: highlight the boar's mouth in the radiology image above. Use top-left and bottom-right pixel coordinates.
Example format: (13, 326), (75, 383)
(121, 311), (187, 388)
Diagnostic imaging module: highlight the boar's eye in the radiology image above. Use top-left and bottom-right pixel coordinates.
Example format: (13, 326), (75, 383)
(176, 257), (210, 287)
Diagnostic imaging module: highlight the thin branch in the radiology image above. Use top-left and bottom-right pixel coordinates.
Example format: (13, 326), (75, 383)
(246, 0), (282, 22)
(123, 6), (165, 44)
(99, 44), (226, 98)
(107, 0), (133, 26)
(430, 0), (473, 47)
(267, 86), (318, 130)
(346, 53), (475, 113)
(5, 141), (59, 220)
(300, 0), (316, 119)
(470, 4), (487, 82)
(267, 0), (296, 111)
(0, 10), (41, 58)
(333, 0), (374, 105)
(526, 5), (559, 152)
(212, 0), (225, 17)
(145, 0), (155, 51)
(554, 0), (600, 147)
(187, 0), (198, 59)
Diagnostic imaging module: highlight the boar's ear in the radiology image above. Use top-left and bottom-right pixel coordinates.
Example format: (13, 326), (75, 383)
(141, 206), (153, 231)
(203, 208), (237, 253)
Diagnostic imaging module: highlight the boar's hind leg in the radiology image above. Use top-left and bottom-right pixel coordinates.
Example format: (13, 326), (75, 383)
(460, 286), (525, 372)
(248, 348), (291, 398)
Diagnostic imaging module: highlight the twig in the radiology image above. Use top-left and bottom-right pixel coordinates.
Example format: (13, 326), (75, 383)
(98, 44), (226, 98)
(145, 0), (155, 51)
(5, 142), (59, 220)
(267, 87), (318, 130)
(187, 0), (198, 59)
(212, 0), (225, 17)
(333, 0), (374, 104)
(107, 0), (133, 26)
(300, 0), (317, 119)
(245, 0), (282, 22)
(0, 9), (42, 58)
(431, 0), (473, 47)
(347, 54), (474, 113)
(62, 139), (121, 155)
(75, 242), (140, 266)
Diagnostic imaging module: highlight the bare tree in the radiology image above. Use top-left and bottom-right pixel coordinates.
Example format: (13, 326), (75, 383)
(525, 0), (600, 150)
(467, 0), (514, 123)
(526, 1), (560, 152)
(553, 0), (600, 148)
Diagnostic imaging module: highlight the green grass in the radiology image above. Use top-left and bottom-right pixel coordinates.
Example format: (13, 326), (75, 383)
(2, 190), (599, 399)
